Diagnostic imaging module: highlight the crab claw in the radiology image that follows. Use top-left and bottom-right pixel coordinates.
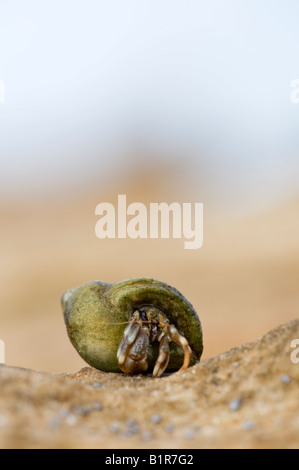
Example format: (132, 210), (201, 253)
(117, 312), (149, 374)
(153, 324), (192, 377)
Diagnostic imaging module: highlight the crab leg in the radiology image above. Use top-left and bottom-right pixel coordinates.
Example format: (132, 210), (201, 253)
(153, 334), (170, 378)
(168, 325), (192, 373)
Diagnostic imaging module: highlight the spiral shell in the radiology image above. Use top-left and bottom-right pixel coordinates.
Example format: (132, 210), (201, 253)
(62, 278), (203, 373)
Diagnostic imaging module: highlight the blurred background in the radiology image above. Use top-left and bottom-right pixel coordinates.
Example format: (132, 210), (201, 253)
(0, 0), (298, 373)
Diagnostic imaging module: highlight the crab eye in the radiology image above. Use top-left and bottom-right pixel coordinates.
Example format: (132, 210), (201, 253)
(145, 308), (157, 321)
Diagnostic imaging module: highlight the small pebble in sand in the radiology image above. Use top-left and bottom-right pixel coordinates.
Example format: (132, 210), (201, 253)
(93, 382), (102, 389)
(93, 401), (102, 411)
(184, 429), (195, 439)
(125, 425), (140, 436)
(281, 374), (291, 385)
(125, 418), (139, 435)
(229, 397), (243, 411)
(165, 423), (175, 433)
(126, 417), (136, 426)
(110, 422), (120, 433)
(59, 408), (69, 418)
(151, 414), (162, 424)
(142, 430), (153, 441)
(49, 417), (61, 430)
(65, 414), (77, 426)
(243, 420), (255, 431)
(73, 406), (91, 416)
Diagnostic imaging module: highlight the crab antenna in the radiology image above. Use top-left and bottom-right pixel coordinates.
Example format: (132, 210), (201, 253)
(93, 320), (152, 326)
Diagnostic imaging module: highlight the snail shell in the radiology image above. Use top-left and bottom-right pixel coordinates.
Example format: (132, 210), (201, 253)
(62, 278), (203, 373)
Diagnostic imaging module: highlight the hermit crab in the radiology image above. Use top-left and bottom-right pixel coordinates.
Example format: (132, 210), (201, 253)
(62, 278), (203, 377)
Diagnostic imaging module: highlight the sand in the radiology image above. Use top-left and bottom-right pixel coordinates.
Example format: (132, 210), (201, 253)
(0, 319), (298, 449)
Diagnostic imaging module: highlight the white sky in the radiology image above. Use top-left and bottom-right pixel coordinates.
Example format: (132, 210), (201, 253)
(0, 0), (299, 205)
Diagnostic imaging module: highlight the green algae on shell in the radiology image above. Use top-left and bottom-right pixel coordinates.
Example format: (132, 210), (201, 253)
(62, 278), (203, 374)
